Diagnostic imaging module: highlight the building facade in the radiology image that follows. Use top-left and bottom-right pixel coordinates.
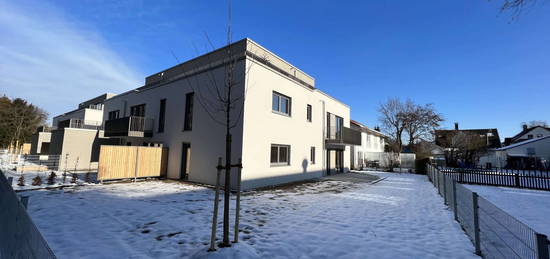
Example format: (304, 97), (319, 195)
(349, 120), (387, 169)
(102, 38), (360, 189)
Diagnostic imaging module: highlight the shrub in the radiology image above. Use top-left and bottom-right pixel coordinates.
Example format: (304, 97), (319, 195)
(32, 175), (42, 186)
(17, 175), (25, 186)
(47, 171), (57, 185)
(71, 173), (78, 184)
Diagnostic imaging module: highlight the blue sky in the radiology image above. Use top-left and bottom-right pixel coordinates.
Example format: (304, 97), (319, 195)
(1, 0), (549, 139)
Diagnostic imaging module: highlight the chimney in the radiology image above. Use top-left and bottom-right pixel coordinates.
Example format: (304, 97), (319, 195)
(522, 124), (528, 131)
(454, 122), (459, 130)
(374, 126), (380, 132)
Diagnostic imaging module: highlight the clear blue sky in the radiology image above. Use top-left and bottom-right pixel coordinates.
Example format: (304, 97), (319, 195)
(1, 0), (549, 139)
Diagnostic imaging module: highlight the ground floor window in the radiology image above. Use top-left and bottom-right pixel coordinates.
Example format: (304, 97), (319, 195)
(271, 144), (290, 166)
(310, 146), (315, 164)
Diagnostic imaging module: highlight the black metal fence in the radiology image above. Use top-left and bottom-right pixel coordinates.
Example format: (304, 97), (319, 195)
(440, 167), (550, 191)
(428, 165), (549, 259)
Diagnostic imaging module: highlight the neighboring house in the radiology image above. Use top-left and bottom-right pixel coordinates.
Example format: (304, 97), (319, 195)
(101, 38), (361, 190)
(504, 125), (550, 146)
(30, 126), (52, 155)
(48, 93), (118, 170)
(435, 123), (501, 167)
(349, 120), (387, 169)
(435, 123), (501, 149)
(479, 136), (550, 169)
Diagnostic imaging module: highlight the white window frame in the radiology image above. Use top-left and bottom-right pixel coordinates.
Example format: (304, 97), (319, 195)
(272, 91), (291, 116)
(270, 144), (290, 166)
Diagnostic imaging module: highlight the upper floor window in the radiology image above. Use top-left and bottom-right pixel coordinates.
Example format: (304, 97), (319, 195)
(184, 92), (194, 131)
(326, 112), (343, 140)
(130, 104), (146, 117)
(528, 134), (534, 139)
(108, 110), (120, 120)
(158, 99), (166, 133)
(307, 104), (312, 122)
(272, 92), (291, 116)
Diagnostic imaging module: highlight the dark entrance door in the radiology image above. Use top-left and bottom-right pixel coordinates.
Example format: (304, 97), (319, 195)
(180, 143), (191, 180)
(326, 149), (344, 175)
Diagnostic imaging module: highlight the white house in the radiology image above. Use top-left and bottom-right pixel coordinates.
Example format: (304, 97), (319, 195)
(504, 125), (550, 146)
(101, 38), (360, 190)
(349, 120), (387, 169)
(35, 93), (118, 170)
(479, 136), (550, 169)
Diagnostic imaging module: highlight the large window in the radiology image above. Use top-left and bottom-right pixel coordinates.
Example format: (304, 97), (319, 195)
(158, 99), (166, 133)
(307, 104), (312, 122)
(130, 104), (146, 117)
(272, 92), (291, 116)
(310, 146), (315, 164)
(184, 92), (194, 131)
(270, 144), (290, 166)
(326, 112), (343, 140)
(108, 110), (120, 120)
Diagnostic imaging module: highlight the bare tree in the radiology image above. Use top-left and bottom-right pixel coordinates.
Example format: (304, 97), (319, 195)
(170, 2), (255, 248)
(493, 0), (546, 18)
(522, 120), (549, 128)
(447, 131), (487, 166)
(402, 101), (444, 147)
(378, 98), (406, 153)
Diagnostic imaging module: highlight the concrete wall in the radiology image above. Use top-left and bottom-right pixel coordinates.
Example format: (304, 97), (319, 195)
(30, 132), (51, 155)
(50, 129), (116, 171)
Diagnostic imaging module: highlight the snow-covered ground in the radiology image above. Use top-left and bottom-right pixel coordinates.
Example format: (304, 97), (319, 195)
(466, 184), (550, 237)
(24, 172), (479, 258)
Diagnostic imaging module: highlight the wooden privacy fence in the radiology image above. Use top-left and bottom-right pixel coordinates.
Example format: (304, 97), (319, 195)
(440, 167), (550, 191)
(98, 145), (168, 181)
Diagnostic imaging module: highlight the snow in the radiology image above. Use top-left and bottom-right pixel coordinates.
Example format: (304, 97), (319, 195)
(466, 184), (550, 237)
(23, 172), (479, 258)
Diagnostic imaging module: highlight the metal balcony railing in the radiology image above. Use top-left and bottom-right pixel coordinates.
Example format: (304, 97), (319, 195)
(104, 116), (154, 138)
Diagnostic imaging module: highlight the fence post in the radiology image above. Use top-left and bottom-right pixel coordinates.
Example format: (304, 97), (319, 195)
(443, 173), (447, 204)
(472, 192), (481, 256)
(233, 158), (242, 243)
(535, 233), (549, 259)
(209, 158), (223, 252)
(515, 173), (520, 188)
(452, 180), (458, 221)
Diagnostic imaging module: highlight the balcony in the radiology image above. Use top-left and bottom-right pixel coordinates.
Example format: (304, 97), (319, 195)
(104, 116), (154, 138)
(56, 119), (103, 130)
(325, 127), (361, 146)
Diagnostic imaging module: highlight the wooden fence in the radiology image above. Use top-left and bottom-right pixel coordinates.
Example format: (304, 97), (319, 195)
(440, 167), (550, 191)
(98, 146), (168, 181)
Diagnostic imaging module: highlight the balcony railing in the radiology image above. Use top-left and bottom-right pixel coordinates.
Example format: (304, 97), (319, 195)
(104, 116), (154, 138)
(55, 119), (103, 130)
(326, 126), (361, 146)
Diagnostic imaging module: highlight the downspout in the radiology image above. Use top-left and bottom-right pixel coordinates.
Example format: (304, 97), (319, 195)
(321, 100), (326, 175)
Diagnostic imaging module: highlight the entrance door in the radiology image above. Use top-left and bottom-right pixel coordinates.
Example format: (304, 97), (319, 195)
(326, 149), (344, 175)
(180, 143), (191, 180)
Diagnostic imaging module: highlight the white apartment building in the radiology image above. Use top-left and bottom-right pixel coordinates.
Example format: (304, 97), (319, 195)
(349, 120), (388, 169)
(35, 94), (118, 170)
(102, 38), (360, 189)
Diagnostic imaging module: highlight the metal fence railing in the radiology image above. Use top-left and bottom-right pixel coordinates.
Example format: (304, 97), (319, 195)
(440, 167), (550, 191)
(427, 165), (550, 259)
(0, 171), (56, 258)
